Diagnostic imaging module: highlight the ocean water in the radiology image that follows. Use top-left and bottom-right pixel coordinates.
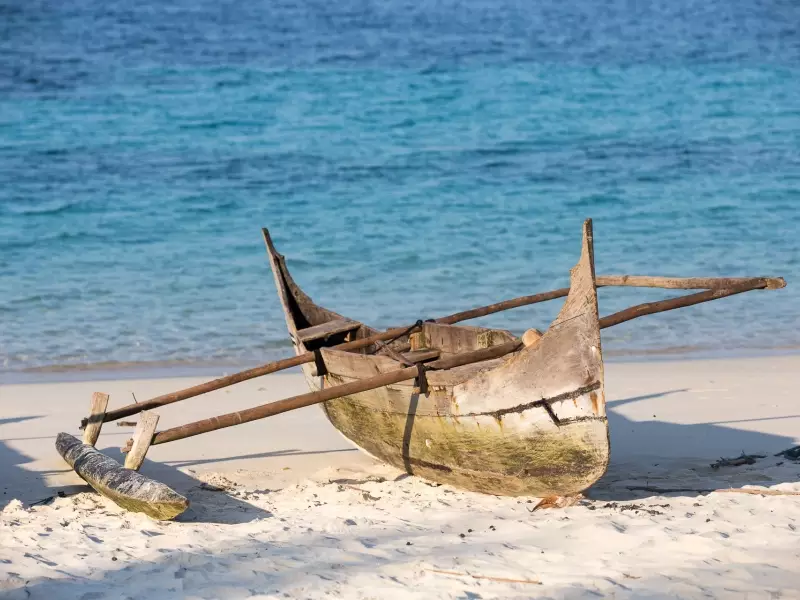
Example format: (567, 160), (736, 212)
(1, 0), (799, 376)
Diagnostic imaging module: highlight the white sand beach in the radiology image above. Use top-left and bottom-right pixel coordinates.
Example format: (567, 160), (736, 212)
(2, 355), (800, 599)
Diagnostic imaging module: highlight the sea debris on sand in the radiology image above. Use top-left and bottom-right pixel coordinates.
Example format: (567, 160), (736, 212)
(775, 446), (800, 461)
(710, 452), (766, 470)
(530, 494), (584, 511)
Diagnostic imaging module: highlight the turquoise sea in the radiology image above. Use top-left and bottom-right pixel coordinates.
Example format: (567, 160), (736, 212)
(1, 0), (799, 376)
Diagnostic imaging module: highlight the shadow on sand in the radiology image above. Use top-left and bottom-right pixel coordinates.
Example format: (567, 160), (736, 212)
(592, 388), (800, 501)
(4, 394), (799, 598)
(1, 414), (359, 525)
(0, 416), (91, 510)
(3, 391), (798, 515)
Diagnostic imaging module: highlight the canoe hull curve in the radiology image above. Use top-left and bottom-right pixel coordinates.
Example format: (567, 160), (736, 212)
(264, 220), (609, 497)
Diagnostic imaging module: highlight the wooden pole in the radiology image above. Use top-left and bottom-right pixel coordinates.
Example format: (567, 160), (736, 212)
(100, 324), (423, 423)
(436, 276), (784, 325)
(150, 341), (521, 446)
(435, 288), (571, 325)
(596, 275), (784, 291)
(97, 275), (784, 425)
(128, 279), (786, 449)
(598, 282), (769, 329)
(145, 281), (777, 447)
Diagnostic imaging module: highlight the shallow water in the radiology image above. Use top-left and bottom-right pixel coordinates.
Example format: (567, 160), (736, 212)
(1, 0), (799, 374)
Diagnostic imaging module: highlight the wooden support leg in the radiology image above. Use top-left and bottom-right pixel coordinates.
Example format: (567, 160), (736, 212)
(124, 411), (160, 471)
(82, 392), (110, 446)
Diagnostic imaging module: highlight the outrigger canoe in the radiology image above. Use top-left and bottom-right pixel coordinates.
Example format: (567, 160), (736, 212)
(58, 220), (785, 519)
(265, 221), (608, 497)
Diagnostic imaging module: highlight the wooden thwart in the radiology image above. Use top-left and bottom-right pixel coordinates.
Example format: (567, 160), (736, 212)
(400, 349), (441, 363)
(295, 318), (361, 343)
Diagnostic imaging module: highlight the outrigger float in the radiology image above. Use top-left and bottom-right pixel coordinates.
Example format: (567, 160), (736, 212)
(57, 220), (785, 519)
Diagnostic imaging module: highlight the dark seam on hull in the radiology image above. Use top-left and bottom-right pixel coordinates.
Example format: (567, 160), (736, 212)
(402, 391), (421, 474)
(313, 349), (328, 377)
(555, 415), (607, 426)
(542, 402), (561, 427)
(407, 458), (453, 472)
(325, 397), (607, 421)
(462, 381), (602, 419)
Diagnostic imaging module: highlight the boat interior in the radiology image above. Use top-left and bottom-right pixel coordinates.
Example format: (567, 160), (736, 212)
(270, 247), (525, 368)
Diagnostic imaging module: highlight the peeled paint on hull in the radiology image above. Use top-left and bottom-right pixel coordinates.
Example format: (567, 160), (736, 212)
(56, 433), (189, 520)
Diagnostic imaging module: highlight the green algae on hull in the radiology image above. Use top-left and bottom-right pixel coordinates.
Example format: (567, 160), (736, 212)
(324, 395), (609, 497)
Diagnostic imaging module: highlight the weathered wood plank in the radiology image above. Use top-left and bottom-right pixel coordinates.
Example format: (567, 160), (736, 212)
(415, 323), (516, 354)
(296, 318), (362, 343)
(123, 411), (160, 471)
(56, 433), (188, 520)
(82, 392), (110, 446)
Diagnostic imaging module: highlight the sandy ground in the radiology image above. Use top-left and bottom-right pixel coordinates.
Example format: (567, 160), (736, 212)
(2, 356), (800, 599)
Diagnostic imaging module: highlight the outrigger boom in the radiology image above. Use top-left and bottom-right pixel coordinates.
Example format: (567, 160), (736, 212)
(57, 220), (785, 519)
(91, 274), (783, 425)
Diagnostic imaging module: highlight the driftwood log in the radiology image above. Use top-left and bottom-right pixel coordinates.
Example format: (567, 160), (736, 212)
(56, 433), (188, 520)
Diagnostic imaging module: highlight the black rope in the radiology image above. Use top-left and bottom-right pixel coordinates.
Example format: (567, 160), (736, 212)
(389, 319), (424, 345)
(369, 319), (425, 355)
(313, 348), (328, 377)
(415, 363), (429, 396)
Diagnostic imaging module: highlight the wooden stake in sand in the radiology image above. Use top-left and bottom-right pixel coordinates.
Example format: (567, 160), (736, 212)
(82, 392), (109, 446)
(123, 411), (160, 471)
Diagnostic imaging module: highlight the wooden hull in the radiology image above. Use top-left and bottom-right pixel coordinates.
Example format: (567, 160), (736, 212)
(265, 221), (608, 497)
(56, 433), (189, 520)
